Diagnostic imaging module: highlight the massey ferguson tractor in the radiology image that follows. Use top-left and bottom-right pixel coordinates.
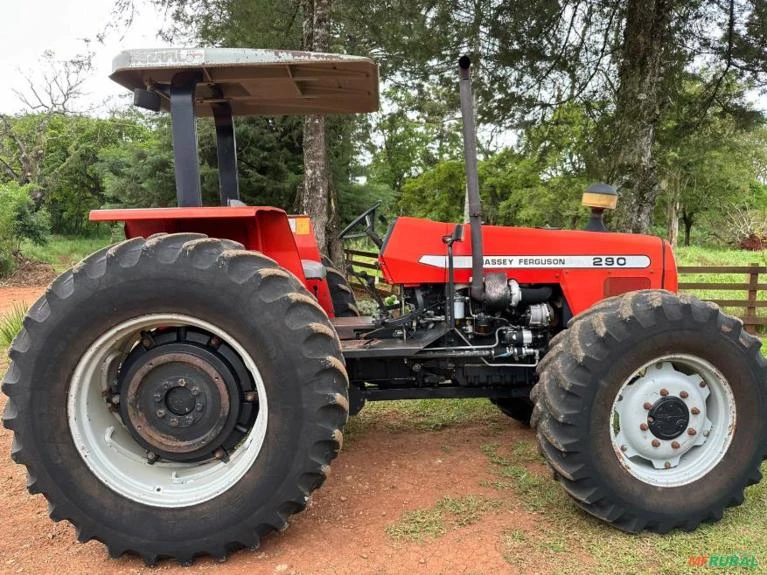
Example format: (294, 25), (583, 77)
(3, 48), (766, 564)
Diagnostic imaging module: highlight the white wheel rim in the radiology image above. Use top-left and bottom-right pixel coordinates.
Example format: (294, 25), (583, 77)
(610, 354), (736, 487)
(67, 314), (268, 508)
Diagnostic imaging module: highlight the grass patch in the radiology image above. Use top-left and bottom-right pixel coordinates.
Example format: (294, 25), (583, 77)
(675, 245), (767, 267)
(345, 398), (502, 437)
(386, 495), (502, 541)
(675, 246), (767, 322)
(385, 506), (445, 541)
(0, 304), (27, 348)
(482, 442), (558, 512)
(21, 233), (118, 272)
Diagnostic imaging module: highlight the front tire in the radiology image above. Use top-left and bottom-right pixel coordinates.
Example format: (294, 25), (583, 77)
(532, 290), (767, 532)
(2, 234), (349, 563)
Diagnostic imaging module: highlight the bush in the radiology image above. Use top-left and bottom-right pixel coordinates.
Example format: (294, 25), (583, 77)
(0, 303), (27, 348)
(0, 182), (50, 277)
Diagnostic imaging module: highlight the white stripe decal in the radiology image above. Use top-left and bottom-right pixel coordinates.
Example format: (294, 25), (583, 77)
(418, 255), (651, 269)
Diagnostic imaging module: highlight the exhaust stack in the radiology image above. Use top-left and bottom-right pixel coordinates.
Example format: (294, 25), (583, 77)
(458, 56), (484, 300)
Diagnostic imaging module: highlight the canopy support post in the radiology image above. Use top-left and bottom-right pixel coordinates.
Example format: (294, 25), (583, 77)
(170, 71), (203, 207)
(212, 102), (240, 205)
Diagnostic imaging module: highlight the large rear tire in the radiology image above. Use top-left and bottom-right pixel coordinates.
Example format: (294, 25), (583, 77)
(2, 234), (349, 563)
(532, 290), (767, 532)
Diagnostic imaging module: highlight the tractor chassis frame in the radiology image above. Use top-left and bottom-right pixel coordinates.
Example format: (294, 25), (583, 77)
(333, 316), (535, 413)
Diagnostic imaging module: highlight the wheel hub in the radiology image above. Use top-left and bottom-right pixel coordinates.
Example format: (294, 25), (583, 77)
(611, 357), (736, 487)
(614, 361), (713, 470)
(68, 314), (268, 508)
(165, 385), (196, 416)
(647, 396), (689, 440)
(117, 328), (255, 462)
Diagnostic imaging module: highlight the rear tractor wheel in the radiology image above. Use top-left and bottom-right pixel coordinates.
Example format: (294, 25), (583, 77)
(2, 233), (349, 564)
(532, 290), (767, 532)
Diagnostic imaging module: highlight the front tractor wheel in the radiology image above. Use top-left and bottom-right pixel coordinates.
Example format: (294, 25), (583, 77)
(2, 234), (349, 564)
(532, 290), (767, 532)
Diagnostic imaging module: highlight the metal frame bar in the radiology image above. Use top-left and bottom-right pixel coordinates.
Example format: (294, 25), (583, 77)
(170, 72), (203, 207)
(212, 102), (240, 205)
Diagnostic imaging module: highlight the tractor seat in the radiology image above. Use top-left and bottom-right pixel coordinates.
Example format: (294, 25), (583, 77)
(301, 260), (326, 280)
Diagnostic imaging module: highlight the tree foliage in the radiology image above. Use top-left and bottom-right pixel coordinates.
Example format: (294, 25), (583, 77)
(0, 0), (765, 279)
(0, 182), (49, 275)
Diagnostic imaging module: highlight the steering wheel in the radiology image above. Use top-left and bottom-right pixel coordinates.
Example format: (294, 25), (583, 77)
(338, 200), (384, 248)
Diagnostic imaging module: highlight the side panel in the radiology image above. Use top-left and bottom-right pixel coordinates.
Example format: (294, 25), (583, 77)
(379, 217), (677, 315)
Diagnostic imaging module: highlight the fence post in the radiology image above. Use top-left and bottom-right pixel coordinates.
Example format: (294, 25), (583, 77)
(745, 263), (759, 334)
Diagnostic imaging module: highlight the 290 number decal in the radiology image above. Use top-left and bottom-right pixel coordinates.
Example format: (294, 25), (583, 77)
(592, 256), (627, 267)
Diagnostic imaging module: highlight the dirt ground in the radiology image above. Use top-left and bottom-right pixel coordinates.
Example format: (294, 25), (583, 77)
(0, 284), (555, 575)
(0, 286), (46, 314)
(0, 261), (57, 290)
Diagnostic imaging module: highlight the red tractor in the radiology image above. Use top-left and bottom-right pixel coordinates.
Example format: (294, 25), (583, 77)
(3, 48), (766, 564)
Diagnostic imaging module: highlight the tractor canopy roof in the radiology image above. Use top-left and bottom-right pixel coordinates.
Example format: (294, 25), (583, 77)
(111, 48), (379, 116)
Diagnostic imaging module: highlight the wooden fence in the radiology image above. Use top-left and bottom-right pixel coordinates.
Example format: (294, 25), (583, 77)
(343, 250), (767, 332)
(677, 264), (767, 333)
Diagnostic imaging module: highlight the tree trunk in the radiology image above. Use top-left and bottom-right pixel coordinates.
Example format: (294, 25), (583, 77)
(299, 0), (334, 257)
(665, 175), (680, 248)
(667, 200), (679, 247)
(611, 0), (673, 233)
(682, 210), (694, 247)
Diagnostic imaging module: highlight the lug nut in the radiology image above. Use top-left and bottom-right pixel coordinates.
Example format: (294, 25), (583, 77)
(156, 409), (166, 417)
(640, 423), (649, 431)
(664, 461), (671, 469)
(153, 392), (162, 402)
(643, 402), (652, 410)
(169, 417), (179, 427)
(195, 402), (204, 412)
(620, 445), (628, 452)
(660, 388), (669, 397)
(191, 387), (200, 396)
(671, 441), (680, 449)
(178, 378), (186, 387)
(652, 439), (661, 447)
(699, 380), (707, 388)
(703, 429), (711, 437)
(679, 391), (688, 399)
(688, 428), (697, 436)
(691, 407), (700, 415)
